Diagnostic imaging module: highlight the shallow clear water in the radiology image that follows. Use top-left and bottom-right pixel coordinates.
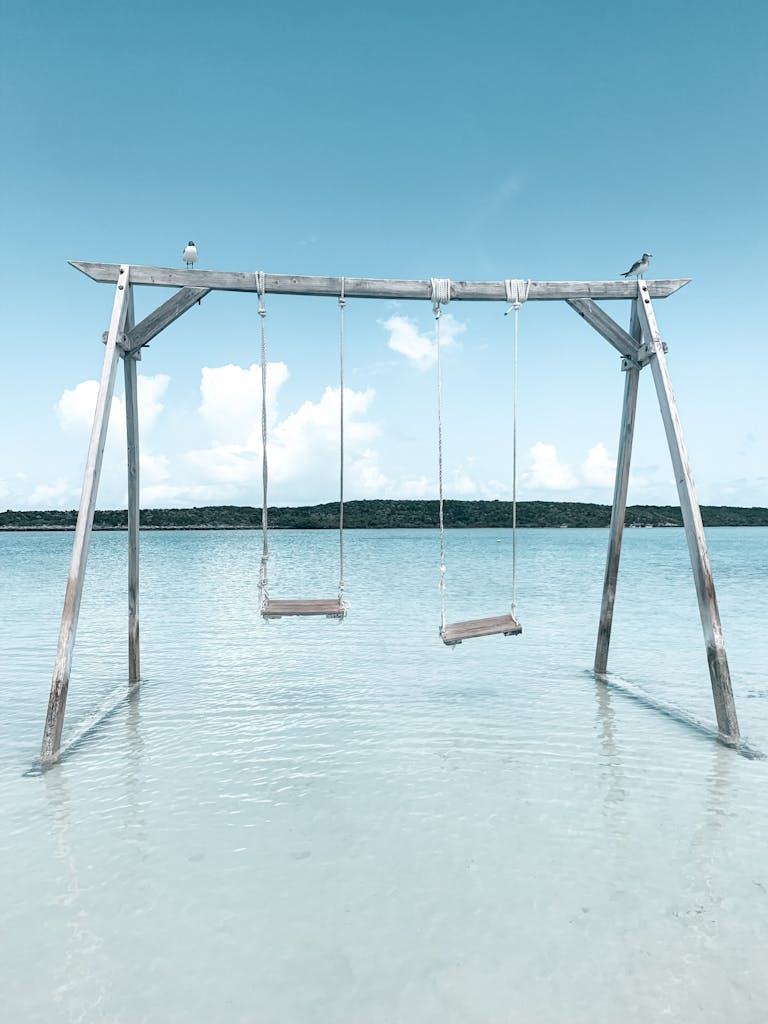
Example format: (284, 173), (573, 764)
(1, 527), (767, 1023)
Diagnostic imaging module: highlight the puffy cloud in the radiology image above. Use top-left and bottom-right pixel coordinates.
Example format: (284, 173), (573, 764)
(140, 452), (170, 484)
(382, 313), (465, 370)
(46, 374), (172, 509)
(198, 362), (288, 444)
(400, 476), (431, 498)
(186, 366), (384, 504)
(581, 442), (616, 487)
(451, 468), (478, 495)
(136, 375), (170, 434)
(55, 374), (170, 439)
(29, 479), (74, 508)
(56, 380), (110, 431)
(527, 442), (578, 490)
(352, 448), (390, 494)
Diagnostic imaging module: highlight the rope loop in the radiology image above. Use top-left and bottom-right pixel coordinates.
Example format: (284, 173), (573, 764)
(431, 277), (451, 317)
(504, 278), (531, 313)
(256, 271), (267, 317)
(339, 276), (346, 309)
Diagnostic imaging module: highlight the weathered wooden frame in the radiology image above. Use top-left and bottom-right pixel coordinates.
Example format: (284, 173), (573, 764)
(40, 262), (740, 763)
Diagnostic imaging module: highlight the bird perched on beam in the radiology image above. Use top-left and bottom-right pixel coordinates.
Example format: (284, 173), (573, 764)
(621, 252), (652, 278)
(183, 241), (198, 269)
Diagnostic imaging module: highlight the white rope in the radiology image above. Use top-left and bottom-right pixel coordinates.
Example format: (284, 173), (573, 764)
(338, 278), (346, 606)
(504, 278), (531, 311)
(256, 271), (269, 607)
(503, 279), (529, 619)
(431, 278), (451, 631)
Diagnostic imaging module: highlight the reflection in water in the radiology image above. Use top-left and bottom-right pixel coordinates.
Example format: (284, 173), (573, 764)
(675, 745), (735, 950)
(3, 528), (768, 1022)
(593, 676), (628, 821)
(43, 769), (109, 1017)
(42, 696), (147, 1020)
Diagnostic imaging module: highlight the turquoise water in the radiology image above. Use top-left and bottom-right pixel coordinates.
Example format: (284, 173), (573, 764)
(2, 527), (768, 1023)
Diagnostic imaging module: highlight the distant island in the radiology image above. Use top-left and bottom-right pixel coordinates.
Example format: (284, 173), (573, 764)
(2, 500), (767, 531)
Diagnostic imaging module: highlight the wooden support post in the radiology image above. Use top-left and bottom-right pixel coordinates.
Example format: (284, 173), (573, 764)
(595, 304), (641, 673)
(41, 266), (131, 763)
(123, 286), (140, 686)
(635, 282), (740, 740)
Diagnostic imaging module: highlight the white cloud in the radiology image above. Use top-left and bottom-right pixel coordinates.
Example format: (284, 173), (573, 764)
(137, 375), (170, 434)
(55, 374), (170, 440)
(352, 448), (390, 494)
(199, 362), (288, 444)
(581, 442), (616, 487)
(451, 468), (478, 495)
(185, 365), (384, 504)
(29, 479), (73, 508)
(140, 452), (170, 484)
(400, 476), (431, 498)
(527, 442), (578, 490)
(382, 313), (465, 370)
(56, 380), (111, 431)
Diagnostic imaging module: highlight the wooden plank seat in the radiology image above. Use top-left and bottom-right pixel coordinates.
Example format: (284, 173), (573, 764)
(440, 613), (522, 646)
(262, 598), (346, 619)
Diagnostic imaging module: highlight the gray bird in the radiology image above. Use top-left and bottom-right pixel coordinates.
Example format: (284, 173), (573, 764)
(183, 241), (198, 269)
(621, 252), (652, 278)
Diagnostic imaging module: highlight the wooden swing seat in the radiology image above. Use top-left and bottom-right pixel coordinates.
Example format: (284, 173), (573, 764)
(440, 613), (522, 646)
(262, 598), (346, 619)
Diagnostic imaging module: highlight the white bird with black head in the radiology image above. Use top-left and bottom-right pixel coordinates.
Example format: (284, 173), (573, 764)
(621, 252), (652, 278)
(182, 241), (198, 269)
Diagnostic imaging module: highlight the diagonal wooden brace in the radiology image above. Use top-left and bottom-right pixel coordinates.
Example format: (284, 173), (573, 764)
(123, 286), (210, 353)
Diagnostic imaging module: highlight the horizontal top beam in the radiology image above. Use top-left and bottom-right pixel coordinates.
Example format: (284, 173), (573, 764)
(70, 261), (690, 301)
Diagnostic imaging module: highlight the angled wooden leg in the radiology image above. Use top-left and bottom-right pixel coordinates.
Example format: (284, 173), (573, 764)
(635, 282), (740, 740)
(41, 266), (131, 763)
(123, 288), (140, 686)
(595, 308), (641, 673)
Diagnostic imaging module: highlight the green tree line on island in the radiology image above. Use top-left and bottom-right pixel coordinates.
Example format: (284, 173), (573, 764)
(2, 500), (768, 531)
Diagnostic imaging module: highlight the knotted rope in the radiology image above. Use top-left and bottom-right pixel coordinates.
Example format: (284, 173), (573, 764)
(256, 271), (270, 607)
(503, 279), (530, 619)
(338, 278), (346, 607)
(431, 278), (452, 631)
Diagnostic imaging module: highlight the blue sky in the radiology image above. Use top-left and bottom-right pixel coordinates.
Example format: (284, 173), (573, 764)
(1, 0), (765, 510)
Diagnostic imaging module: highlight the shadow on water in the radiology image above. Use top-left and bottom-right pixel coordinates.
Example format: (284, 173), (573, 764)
(591, 670), (765, 761)
(23, 682), (143, 777)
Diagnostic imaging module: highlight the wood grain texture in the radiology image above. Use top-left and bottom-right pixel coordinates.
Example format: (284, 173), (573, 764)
(70, 262), (691, 301)
(594, 302), (641, 673)
(636, 282), (740, 740)
(41, 266), (131, 763)
(262, 598), (346, 618)
(124, 286), (210, 352)
(441, 614), (522, 645)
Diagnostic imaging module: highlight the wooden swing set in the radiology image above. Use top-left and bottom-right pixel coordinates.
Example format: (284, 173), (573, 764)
(39, 260), (741, 763)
